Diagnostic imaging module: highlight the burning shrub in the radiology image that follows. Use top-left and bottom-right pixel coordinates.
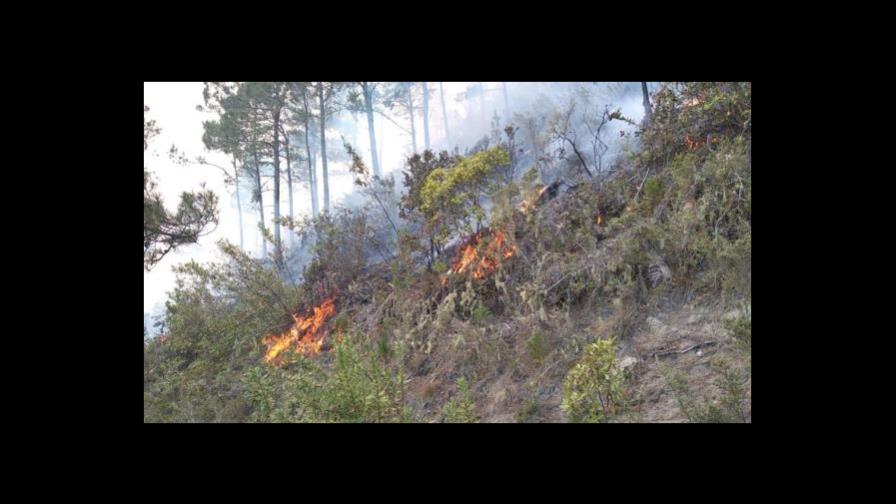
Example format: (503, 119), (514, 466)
(442, 229), (517, 286)
(261, 297), (338, 366)
(660, 137), (751, 301)
(640, 82), (751, 168)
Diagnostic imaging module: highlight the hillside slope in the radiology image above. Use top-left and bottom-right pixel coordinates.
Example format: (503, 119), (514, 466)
(144, 82), (751, 423)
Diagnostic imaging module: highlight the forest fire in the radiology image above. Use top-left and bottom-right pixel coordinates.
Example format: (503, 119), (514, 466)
(444, 230), (517, 284)
(262, 297), (337, 365)
(684, 133), (721, 151)
(518, 185), (549, 213)
(684, 133), (703, 150)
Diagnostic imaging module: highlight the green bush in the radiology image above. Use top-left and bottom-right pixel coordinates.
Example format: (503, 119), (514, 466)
(242, 366), (277, 422)
(661, 358), (749, 423)
(725, 306), (752, 354)
(471, 304), (493, 324)
(297, 336), (410, 423)
(527, 330), (548, 365)
(641, 176), (664, 215)
(443, 377), (477, 423)
(562, 338), (626, 422)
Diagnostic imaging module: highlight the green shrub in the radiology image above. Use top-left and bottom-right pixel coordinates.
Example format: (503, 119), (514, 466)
(641, 176), (664, 215)
(443, 377), (477, 423)
(562, 338), (626, 422)
(248, 335), (411, 423)
(471, 304), (493, 324)
(308, 336), (410, 423)
(241, 366), (277, 422)
(725, 306), (752, 354)
(661, 358), (749, 423)
(527, 330), (548, 365)
(516, 396), (540, 423)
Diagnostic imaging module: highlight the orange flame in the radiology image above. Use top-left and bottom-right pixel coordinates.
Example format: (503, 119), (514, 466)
(262, 297), (337, 365)
(445, 230), (517, 284)
(517, 184), (549, 213)
(684, 133), (703, 150)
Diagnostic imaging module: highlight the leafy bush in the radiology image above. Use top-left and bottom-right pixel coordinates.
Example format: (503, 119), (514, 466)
(661, 137), (751, 300)
(661, 358), (749, 423)
(442, 377), (477, 423)
(264, 335), (411, 423)
(640, 176), (664, 216)
(527, 329), (548, 365)
(562, 338), (626, 422)
(242, 366), (277, 422)
(725, 306), (752, 354)
(419, 147), (510, 245)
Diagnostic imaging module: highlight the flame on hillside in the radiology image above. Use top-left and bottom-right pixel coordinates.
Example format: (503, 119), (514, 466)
(443, 230), (517, 285)
(518, 184), (550, 213)
(261, 297), (337, 365)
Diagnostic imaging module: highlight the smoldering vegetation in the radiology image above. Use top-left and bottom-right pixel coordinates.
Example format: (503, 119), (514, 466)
(144, 82), (751, 423)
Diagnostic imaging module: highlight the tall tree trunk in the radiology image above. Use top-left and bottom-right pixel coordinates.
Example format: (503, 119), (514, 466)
(641, 82), (652, 126)
(479, 82), (485, 123)
(407, 82), (417, 153)
(311, 149), (317, 209)
(317, 82), (330, 212)
(502, 82), (510, 123)
(422, 82), (430, 151)
(363, 83), (380, 177)
(272, 107), (282, 265)
(440, 82), (451, 150)
(284, 135), (295, 248)
(378, 113), (384, 170)
(252, 147), (267, 257)
(301, 91), (319, 218)
(233, 155), (244, 251)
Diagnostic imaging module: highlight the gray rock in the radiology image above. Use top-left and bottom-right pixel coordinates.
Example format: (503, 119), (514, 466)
(646, 316), (664, 331)
(619, 355), (639, 370)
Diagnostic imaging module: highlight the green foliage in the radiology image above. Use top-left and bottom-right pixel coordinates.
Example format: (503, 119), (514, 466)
(641, 176), (664, 215)
(471, 304), (493, 324)
(562, 338), (626, 422)
(661, 358), (749, 423)
(146, 82), (751, 424)
(144, 106), (219, 270)
(641, 82), (751, 167)
(725, 306), (752, 354)
(526, 329), (548, 365)
(245, 335), (411, 423)
(661, 137), (751, 300)
(516, 385), (540, 423)
(442, 377), (477, 423)
(300, 208), (380, 292)
(143, 243), (305, 423)
(242, 366), (277, 422)
(419, 147), (510, 242)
